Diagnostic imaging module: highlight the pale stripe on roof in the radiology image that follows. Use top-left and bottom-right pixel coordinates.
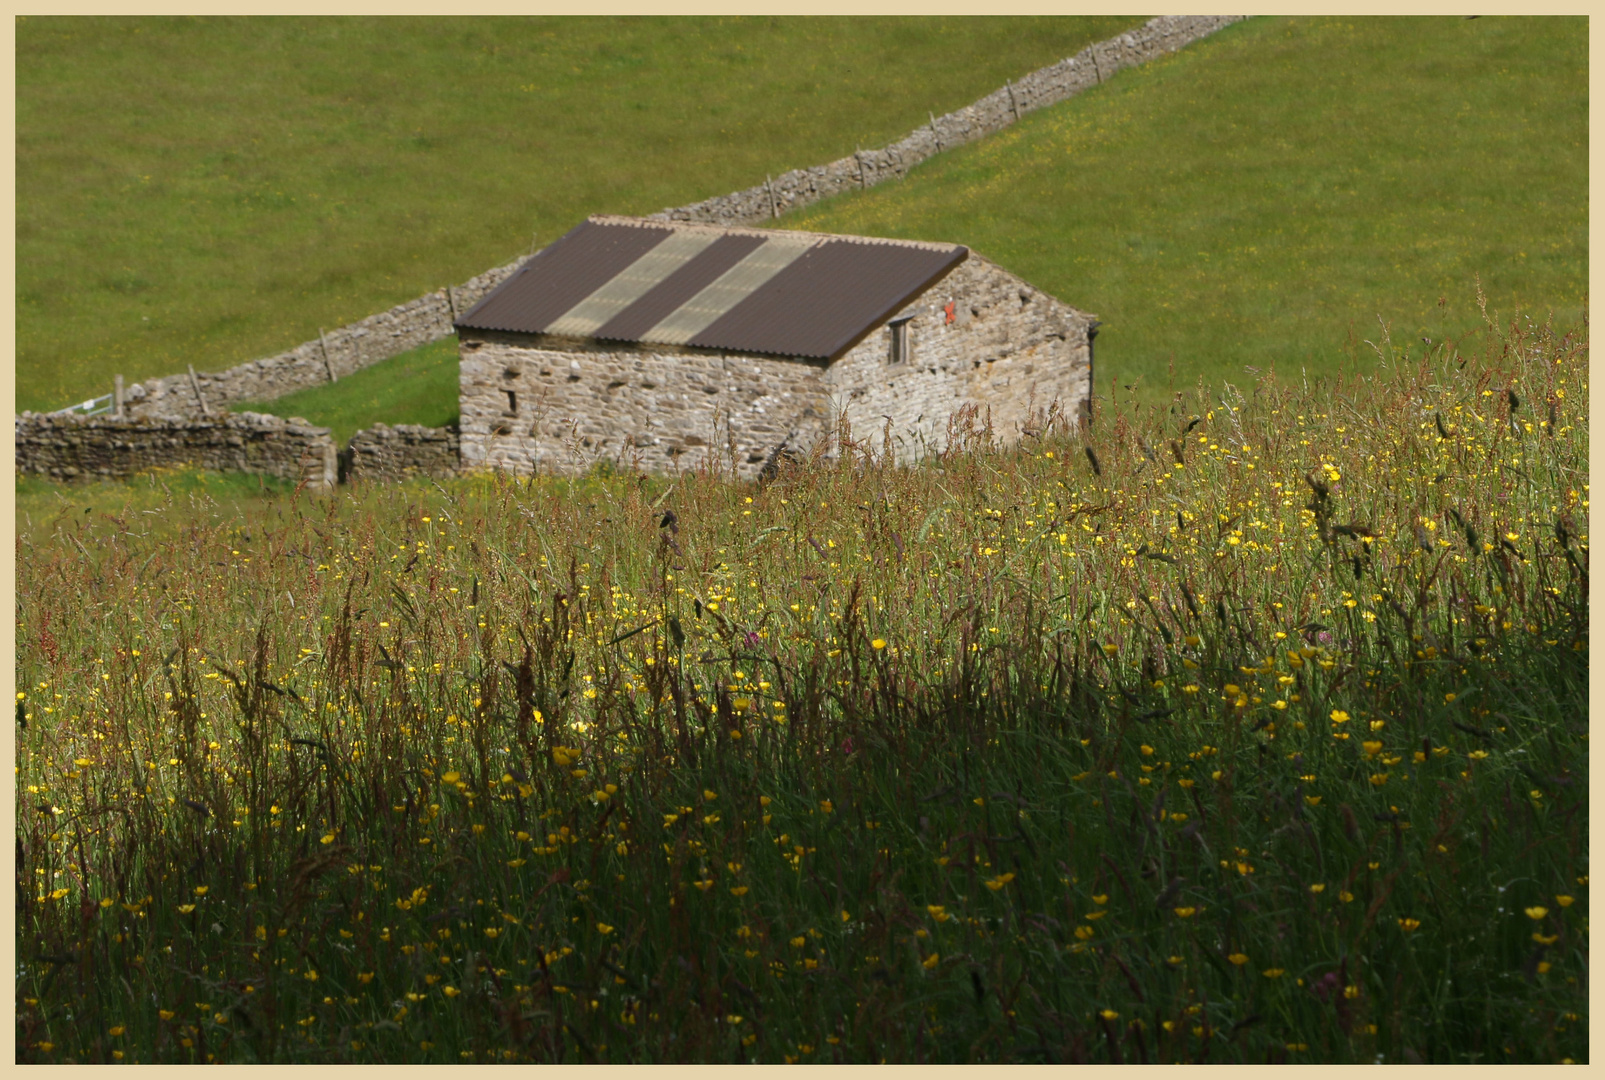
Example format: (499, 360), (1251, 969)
(639, 236), (816, 346)
(544, 231), (722, 339)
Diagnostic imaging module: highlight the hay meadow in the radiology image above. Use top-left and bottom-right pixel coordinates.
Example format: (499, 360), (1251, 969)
(15, 311), (1587, 1063)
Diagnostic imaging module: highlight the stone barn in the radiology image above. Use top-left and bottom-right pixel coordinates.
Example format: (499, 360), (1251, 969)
(453, 215), (1096, 478)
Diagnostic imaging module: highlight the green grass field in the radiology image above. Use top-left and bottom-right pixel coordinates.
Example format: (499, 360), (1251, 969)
(190, 15), (1586, 440)
(16, 15), (1146, 413)
(785, 15), (1586, 408)
(14, 314), (1588, 1063)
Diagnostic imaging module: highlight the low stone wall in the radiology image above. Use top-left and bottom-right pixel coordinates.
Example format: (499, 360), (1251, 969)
(346, 423), (463, 483)
(120, 261), (522, 420)
(15, 411), (337, 490)
(107, 15), (1243, 422)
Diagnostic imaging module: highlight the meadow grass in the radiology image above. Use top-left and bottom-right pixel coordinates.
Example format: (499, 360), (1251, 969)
(15, 468), (298, 544)
(14, 314), (1587, 1063)
(783, 16), (1586, 409)
(16, 14), (1145, 413)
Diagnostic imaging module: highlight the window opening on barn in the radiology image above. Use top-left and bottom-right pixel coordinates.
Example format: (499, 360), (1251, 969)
(504, 390), (518, 415)
(888, 317), (913, 365)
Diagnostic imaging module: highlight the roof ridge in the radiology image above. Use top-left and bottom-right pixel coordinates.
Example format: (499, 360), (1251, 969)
(587, 214), (963, 254)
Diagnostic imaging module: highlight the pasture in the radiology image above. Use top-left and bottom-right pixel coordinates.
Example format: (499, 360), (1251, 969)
(228, 15), (1586, 437)
(16, 15), (1143, 412)
(787, 15), (1587, 407)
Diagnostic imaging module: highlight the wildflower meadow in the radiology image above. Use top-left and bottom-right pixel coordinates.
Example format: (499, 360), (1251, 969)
(15, 312), (1587, 1063)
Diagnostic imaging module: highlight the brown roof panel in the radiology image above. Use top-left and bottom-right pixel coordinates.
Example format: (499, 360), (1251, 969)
(455, 216), (968, 359)
(593, 232), (766, 343)
(456, 219), (674, 334)
(687, 239), (967, 359)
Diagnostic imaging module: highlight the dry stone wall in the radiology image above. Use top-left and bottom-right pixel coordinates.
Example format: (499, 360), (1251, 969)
(458, 257), (1092, 480)
(109, 15), (1242, 422)
(15, 411), (337, 490)
(120, 261), (522, 420)
(346, 423), (463, 483)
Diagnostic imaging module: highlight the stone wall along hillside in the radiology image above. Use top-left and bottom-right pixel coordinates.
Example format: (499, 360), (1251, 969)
(648, 16), (1246, 227)
(120, 261), (521, 420)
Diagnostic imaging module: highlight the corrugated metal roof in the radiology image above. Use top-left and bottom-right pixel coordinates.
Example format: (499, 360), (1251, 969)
(455, 215), (968, 361)
(640, 234), (814, 347)
(688, 240), (966, 359)
(460, 220), (672, 335)
(592, 233), (764, 342)
(545, 230), (720, 339)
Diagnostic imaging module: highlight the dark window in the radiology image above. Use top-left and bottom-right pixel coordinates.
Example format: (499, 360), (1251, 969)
(888, 317), (913, 364)
(505, 390), (518, 415)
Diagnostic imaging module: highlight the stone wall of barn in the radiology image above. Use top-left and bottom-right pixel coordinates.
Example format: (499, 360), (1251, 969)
(15, 412), (338, 490)
(457, 336), (835, 479)
(824, 255), (1094, 463)
(458, 258), (1091, 479)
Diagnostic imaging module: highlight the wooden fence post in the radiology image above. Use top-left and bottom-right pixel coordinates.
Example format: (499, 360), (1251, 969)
(186, 364), (211, 417)
(114, 374), (124, 418)
(319, 329), (337, 383)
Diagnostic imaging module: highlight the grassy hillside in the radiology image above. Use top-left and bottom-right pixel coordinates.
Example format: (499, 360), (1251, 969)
(15, 315), (1587, 1063)
(784, 16), (1586, 408)
(226, 15), (1586, 442)
(16, 15), (1146, 412)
